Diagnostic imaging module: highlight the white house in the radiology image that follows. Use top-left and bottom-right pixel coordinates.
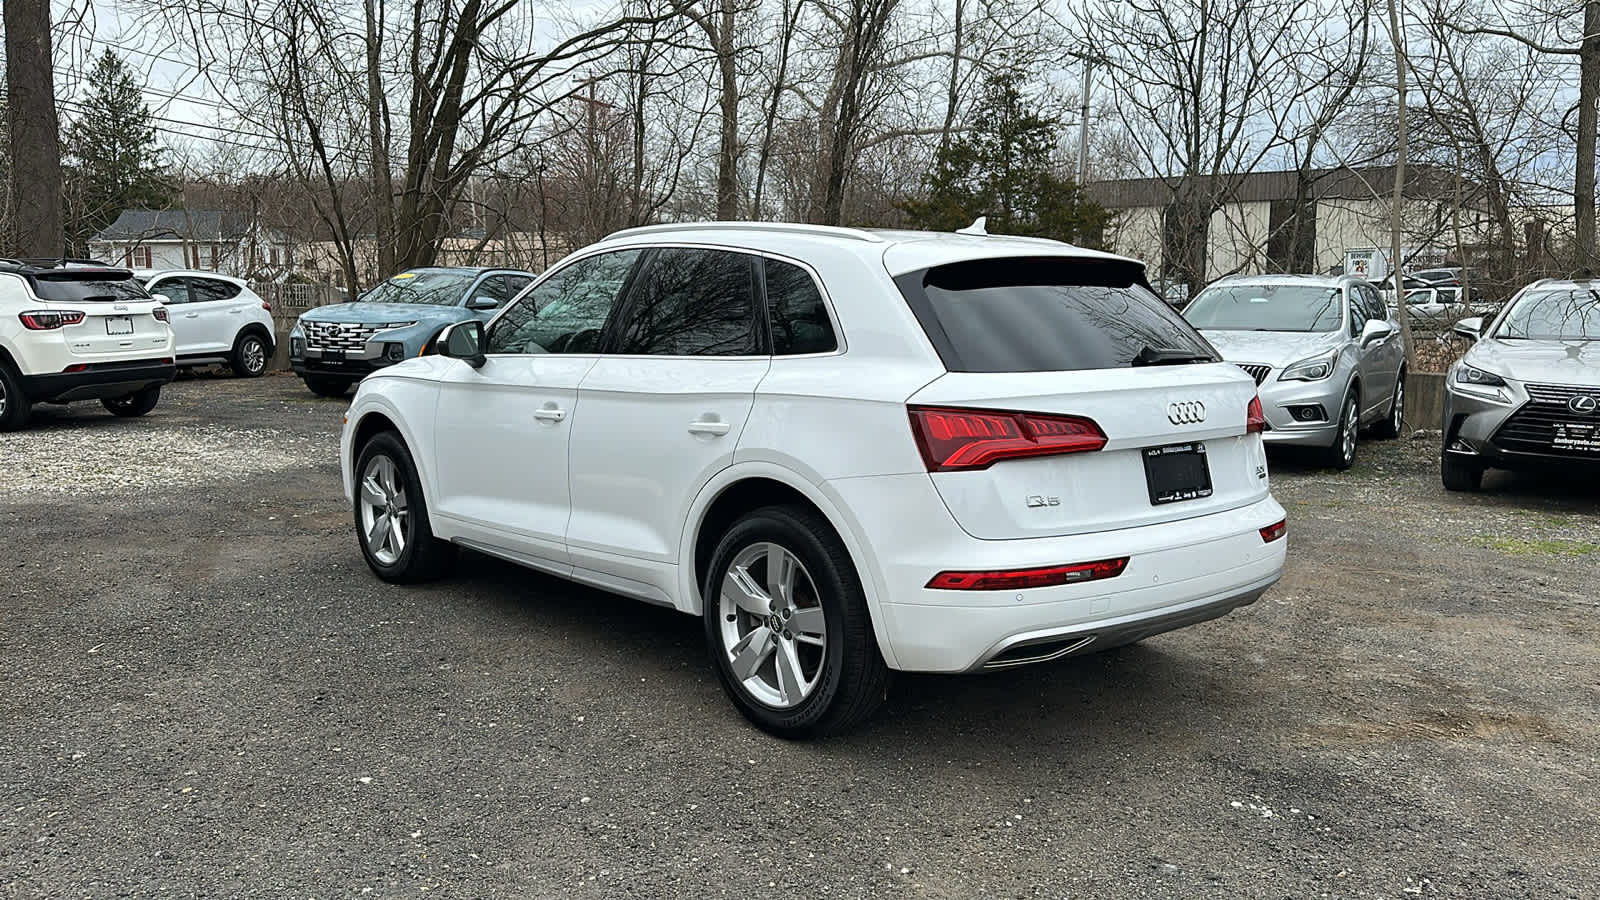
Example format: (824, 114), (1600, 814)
(1086, 165), (1493, 291)
(88, 209), (297, 279)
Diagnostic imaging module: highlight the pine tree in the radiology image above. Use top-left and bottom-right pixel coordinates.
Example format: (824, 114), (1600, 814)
(900, 72), (1109, 247)
(63, 50), (173, 254)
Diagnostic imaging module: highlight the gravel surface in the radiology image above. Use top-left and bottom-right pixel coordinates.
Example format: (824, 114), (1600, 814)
(3, 374), (1597, 898)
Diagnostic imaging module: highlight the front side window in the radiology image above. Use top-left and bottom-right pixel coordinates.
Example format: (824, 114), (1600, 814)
(1185, 283), (1344, 334)
(486, 250), (643, 354)
(898, 257), (1215, 373)
(613, 248), (761, 356)
(1492, 287), (1600, 341)
(765, 258), (837, 355)
(150, 277), (192, 304)
(361, 270), (479, 306)
(470, 275), (516, 308)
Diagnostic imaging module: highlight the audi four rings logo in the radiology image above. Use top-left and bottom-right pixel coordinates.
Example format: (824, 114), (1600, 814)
(1167, 401), (1207, 425)
(1570, 395), (1599, 414)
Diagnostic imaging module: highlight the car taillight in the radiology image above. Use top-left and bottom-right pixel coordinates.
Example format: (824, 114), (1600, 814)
(1260, 519), (1287, 543)
(907, 406), (1106, 472)
(152, 306), (169, 323)
(261, 301), (273, 312)
(1246, 395), (1266, 434)
(927, 557), (1129, 591)
(19, 310), (86, 330)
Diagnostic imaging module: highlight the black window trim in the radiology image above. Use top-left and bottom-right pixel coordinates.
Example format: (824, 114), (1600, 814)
(601, 243), (769, 359)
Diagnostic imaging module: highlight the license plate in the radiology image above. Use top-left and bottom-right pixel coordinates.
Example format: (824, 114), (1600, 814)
(320, 349), (346, 362)
(1553, 422), (1600, 453)
(105, 316), (134, 335)
(1143, 442), (1214, 505)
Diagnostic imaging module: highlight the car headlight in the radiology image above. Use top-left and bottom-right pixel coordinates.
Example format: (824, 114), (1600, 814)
(289, 321), (304, 340)
(1453, 364), (1506, 387)
(1278, 350), (1338, 382)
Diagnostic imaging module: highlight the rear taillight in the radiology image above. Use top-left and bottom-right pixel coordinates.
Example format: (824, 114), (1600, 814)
(908, 406), (1107, 472)
(152, 306), (169, 323)
(19, 310), (86, 330)
(1246, 395), (1266, 434)
(1260, 519), (1287, 543)
(927, 557), (1129, 591)
(261, 301), (273, 312)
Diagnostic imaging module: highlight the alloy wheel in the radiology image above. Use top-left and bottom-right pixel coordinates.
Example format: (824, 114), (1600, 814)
(359, 453), (410, 566)
(0, 378), (8, 418)
(1342, 396), (1358, 465)
(717, 542), (828, 709)
(242, 337), (267, 374)
(1391, 378), (1405, 434)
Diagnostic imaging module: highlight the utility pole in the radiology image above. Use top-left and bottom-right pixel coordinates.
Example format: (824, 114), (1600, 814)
(1385, 0), (1418, 370)
(4, 0), (64, 256)
(1075, 54), (1094, 186)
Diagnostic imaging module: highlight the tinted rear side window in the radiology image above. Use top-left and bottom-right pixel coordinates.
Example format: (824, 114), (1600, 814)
(894, 257), (1215, 373)
(614, 248), (760, 356)
(764, 259), (837, 355)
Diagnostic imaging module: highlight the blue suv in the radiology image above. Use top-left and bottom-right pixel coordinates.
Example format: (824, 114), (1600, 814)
(289, 266), (535, 396)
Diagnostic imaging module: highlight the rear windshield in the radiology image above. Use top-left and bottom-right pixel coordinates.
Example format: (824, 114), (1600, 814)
(27, 271), (151, 303)
(894, 257), (1216, 372)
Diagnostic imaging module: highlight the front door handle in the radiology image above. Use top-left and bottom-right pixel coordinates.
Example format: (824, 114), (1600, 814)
(688, 420), (731, 436)
(532, 407), (567, 423)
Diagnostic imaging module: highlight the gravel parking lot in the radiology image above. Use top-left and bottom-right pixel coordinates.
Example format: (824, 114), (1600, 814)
(3, 373), (1597, 898)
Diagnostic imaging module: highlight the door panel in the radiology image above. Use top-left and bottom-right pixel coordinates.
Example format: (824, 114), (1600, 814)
(149, 276), (201, 355)
(567, 358), (769, 564)
(431, 355), (598, 564)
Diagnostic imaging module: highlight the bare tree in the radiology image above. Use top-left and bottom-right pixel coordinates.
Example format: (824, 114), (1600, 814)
(4, 0), (64, 255)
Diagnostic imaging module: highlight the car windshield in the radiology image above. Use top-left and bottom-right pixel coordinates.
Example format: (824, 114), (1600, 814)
(1492, 287), (1600, 341)
(359, 270), (476, 305)
(893, 257), (1216, 373)
(1183, 284), (1343, 333)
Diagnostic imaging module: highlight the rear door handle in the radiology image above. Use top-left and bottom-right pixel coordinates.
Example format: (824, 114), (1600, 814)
(688, 420), (731, 436)
(532, 407), (567, 423)
(184, 313), (200, 318)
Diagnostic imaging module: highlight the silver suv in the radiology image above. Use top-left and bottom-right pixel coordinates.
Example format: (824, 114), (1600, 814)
(1441, 279), (1600, 490)
(1183, 274), (1408, 468)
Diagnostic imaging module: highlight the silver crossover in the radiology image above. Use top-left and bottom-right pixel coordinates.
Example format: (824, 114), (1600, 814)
(1184, 275), (1407, 469)
(1441, 279), (1600, 491)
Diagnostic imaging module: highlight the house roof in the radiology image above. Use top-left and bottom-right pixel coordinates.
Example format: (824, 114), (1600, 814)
(1085, 165), (1486, 210)
(92, 209), (253, 243)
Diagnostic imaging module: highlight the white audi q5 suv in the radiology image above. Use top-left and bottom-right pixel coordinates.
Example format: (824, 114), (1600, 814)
(340, 223), (1288, 736)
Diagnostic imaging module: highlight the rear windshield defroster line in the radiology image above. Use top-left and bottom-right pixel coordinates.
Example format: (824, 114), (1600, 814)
(894, 256), (1218, 373)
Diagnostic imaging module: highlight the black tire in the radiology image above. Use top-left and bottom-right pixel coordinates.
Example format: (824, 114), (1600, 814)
(1316, 388), (1359, 470)
(353, 431), (456, 582)
(231, 331), (271, 377)
(1441, 455), (1485, 492)
(304, 375), (354, 398)
(0, 359), (30, 431)
(1371, 368), (1405, 439)
(101, 384), (161, 418)
(702, 505), (889, 738)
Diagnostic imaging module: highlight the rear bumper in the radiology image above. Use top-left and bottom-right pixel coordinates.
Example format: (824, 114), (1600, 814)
(20, 359), (176, 403)
(831, 475), (1287, 673)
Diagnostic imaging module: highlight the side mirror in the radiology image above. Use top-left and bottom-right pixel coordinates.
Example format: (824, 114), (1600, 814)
(1453, 316), (1484, 341)
(1360, 319), (1393, 346)
(467, 296), (499, 311)
(439, 320), (487, 368)
(152, 293), (171, 304)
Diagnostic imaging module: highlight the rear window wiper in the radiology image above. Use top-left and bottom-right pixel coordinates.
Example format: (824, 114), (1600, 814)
(1132, 345), (1214, 367)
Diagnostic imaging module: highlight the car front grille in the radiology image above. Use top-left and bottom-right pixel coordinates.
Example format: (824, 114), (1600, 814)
(304, 321), (380, 352)
(1491, 381), (1600, 457)
(1236, 363), (1271, 385)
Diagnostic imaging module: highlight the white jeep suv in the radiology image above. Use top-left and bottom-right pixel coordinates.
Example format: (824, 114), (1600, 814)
(339, 223), (1287, 736)
(1, 259), (176, 430)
